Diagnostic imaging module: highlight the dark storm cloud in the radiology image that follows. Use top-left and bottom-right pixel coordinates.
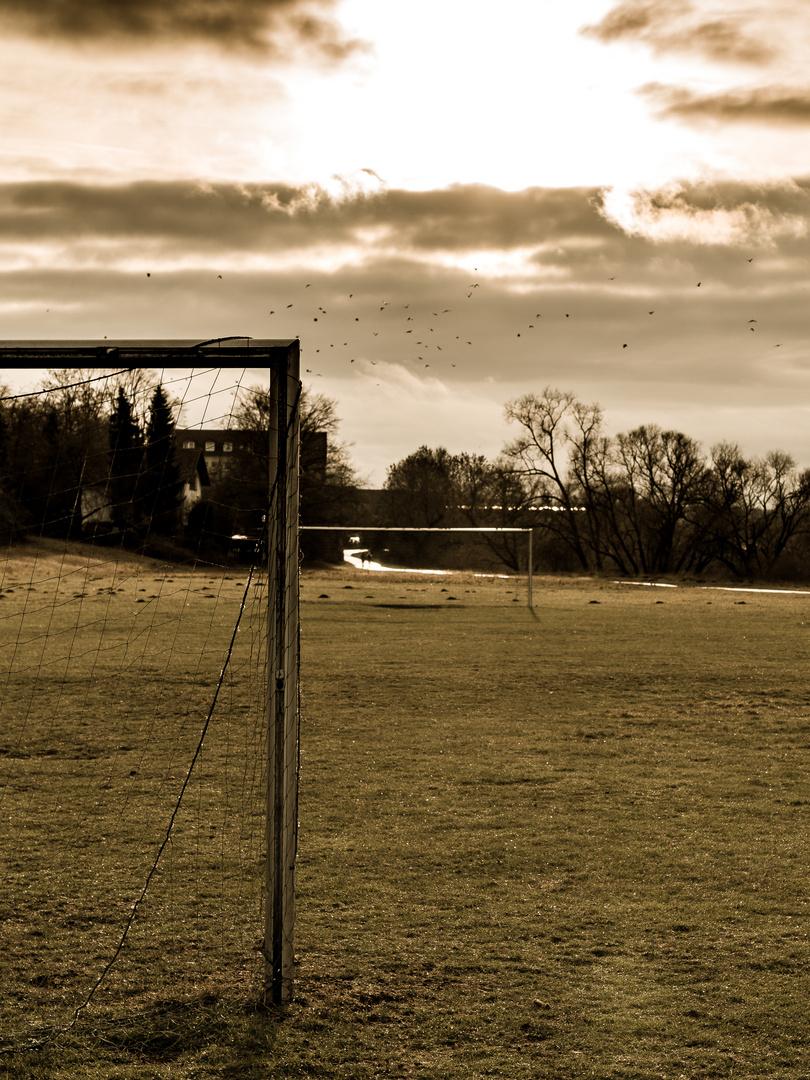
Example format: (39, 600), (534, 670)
(641, 83), (810, 126)
(0, 181), (616, 254)
(0, 0), (364, 58)
(581, 0), (775, 65)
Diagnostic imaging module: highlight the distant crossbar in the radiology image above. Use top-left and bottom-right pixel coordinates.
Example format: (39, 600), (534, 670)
(300, 526), (531, 532)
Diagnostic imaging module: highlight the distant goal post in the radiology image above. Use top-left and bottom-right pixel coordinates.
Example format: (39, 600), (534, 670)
(300, 525), (537, 607)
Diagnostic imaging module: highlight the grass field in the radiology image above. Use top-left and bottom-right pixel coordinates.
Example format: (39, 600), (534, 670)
(2, 543), (810, 1077)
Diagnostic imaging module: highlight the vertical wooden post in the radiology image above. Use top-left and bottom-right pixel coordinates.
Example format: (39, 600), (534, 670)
(265, 341), (300, 1006)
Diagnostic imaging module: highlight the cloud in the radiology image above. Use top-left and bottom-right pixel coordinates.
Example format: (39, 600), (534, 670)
(598, 179), (810, 247)
(641, 82), (810, 126)
(0, 0), (365, 60)
(1, 177), (809, 285)
(3, 228), (810, 485)
(318, 362), (508, 482)
(0, 180), (615, 260)
(581, 0), (776, 65)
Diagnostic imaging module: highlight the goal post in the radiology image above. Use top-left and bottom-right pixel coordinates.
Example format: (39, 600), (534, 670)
(0, 341), (302, 1019)
(265, 340), (301, 1006)
(300, 525), (535, 607)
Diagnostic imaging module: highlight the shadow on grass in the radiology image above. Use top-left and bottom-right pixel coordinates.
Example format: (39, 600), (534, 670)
(2, 994), (286, 1080)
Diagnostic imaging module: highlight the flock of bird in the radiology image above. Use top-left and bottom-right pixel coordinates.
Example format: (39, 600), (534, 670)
(242, 254), (782, 383)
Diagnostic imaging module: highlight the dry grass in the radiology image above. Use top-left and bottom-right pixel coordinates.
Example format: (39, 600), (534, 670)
(2, 545), (810, 1076)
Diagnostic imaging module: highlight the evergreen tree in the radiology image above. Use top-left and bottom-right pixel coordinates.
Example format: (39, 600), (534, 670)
(108, 387), (143, 528)
(0, 404), (28, 542)
(141, 385), (182, 534)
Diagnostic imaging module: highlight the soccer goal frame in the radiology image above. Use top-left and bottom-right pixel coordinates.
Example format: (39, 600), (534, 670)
(0, 338), (301, 1008)
(301, 525), (536, 607)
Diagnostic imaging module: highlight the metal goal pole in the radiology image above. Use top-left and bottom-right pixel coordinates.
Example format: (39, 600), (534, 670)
(265, 341), (300, 1006)
(527, 528), (533, 610)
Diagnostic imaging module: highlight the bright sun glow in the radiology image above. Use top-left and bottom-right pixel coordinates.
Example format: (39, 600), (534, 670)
(270, 0), (734, 192)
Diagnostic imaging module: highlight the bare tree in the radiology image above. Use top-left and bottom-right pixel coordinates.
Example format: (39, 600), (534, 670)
(234, 383), (360, 490)
(502, 389), (599, 570)
(384, 446), (460, 528)
(227, 382), (362, 536)
(695, 443), (810, 578)
(607, 426), (707, 574)
(455, 455), (549, 572)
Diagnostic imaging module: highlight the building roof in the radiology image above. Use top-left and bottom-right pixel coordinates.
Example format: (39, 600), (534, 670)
(174, 447), (211, 487)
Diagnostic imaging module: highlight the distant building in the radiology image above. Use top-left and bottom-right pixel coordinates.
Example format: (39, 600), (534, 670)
(81, 445), (211, 533)
(175, 429), (252, 484)
(174, 446), (211, 524)
(175, 428), (328, 483)
(174, 427), (328, 539)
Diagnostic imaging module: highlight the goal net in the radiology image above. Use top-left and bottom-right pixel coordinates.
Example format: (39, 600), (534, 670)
(0, 346), (300, 1049)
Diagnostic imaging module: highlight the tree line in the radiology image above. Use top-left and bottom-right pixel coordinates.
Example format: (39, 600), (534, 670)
(381, 388), (810, 581)
(4, 372), (808, 580)
(0, 369), (183, 545)
(0, 371), (360, 557)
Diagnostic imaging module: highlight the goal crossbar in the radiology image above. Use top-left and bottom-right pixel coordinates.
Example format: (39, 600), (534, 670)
(300, 526), (531, 532)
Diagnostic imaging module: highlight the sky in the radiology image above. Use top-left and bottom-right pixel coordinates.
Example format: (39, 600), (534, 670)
(1, 0), (809, 485)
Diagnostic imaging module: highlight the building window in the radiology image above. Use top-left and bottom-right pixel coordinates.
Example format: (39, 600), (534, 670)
(223, 442), (233, 452)
(183, 440), (196, 449)
(205, 441), (215, 452)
